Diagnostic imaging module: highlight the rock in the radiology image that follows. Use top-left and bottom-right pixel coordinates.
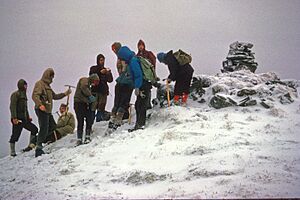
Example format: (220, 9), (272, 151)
(279, 93), (294, 104)
(222, 41), (258, 73)
(237, 89), (257, 96)
(238, 97), (257, 107)
(210, 95), (235, 109)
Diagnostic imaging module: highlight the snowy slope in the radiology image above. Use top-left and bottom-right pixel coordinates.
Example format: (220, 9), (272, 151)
(0, 73), (300, 199)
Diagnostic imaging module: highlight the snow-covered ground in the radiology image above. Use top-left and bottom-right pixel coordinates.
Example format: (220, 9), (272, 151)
(1, 72), (300, 199)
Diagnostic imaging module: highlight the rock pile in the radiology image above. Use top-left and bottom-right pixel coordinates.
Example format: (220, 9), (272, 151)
(222, 41), (258, 73)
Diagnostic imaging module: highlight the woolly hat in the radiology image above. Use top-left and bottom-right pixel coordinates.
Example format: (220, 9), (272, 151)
(157, 52), (166, 63)
(111, 42), (122, 54)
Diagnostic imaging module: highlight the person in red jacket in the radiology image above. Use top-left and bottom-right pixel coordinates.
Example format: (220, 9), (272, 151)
(136, 39), (157, 109)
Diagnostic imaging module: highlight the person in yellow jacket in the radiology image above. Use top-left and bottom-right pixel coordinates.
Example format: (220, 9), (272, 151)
(32, 68), (71, 157)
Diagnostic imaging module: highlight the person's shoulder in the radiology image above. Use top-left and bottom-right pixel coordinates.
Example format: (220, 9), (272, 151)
(11, 90), (19, 98)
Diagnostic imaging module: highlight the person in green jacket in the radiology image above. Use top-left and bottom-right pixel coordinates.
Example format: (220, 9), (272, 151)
(32, 68), (71, 157)
(43, 103), (75, 143)
(74, 73), (99, 145)
(9, 79), (38, 156)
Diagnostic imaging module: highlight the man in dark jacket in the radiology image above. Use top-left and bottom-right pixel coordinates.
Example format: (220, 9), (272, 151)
(118, 46), (151, 132)
(157, 51), (194, 106)
(74, 73), (99, 145)
(9, 79), (38, 156)
(89, 54), (113, 122)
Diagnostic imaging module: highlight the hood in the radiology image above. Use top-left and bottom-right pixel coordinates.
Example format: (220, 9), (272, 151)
(41, 68), (55, 85)
(17, 79), (27, 91)
(96, 54), (105, 66)
(117, 46), (135, 63)
(137, 39), (145, 48)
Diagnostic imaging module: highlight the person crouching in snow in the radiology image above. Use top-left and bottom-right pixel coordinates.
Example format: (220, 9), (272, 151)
(44, 103), (75, 143)
(157, 51), (194, 106)
(74, 73), (99, 146)
(9, 79), (38, 156)
(32, 68), (72, 157)
(117, 46), (151, 132)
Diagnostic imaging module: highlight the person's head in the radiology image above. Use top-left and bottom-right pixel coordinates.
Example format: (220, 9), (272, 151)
(42, 68), (55, 84)
(59, 103), (67, 114)
(97, 54), (105, 66)
(17, 79), (27, 92)
(137, 39), (145, 52)
(89, 73), (100, 86)
(111, 42), (122, 55)
(117, 46), (135, 64)
(157, 52), (166, 64)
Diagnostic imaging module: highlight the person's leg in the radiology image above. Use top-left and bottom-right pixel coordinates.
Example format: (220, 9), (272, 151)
(35, 109), (50, 156)
(9, 122), (23, 156)
(85, 105), (94, 143)
(74, 102), (85, 143)
(22, 121), (38, 152)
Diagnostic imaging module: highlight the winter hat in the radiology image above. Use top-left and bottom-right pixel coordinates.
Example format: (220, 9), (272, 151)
(137, 39), (145, 48)
(157, 52), (166, 63)
(111, 42), (122, 54)
(89, 73), (100, 85)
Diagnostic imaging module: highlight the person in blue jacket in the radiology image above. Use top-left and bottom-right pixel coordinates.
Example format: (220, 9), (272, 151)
(117, 46), (152, 132)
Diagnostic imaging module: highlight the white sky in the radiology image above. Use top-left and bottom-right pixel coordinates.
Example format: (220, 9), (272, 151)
(0, 0), (300, 157)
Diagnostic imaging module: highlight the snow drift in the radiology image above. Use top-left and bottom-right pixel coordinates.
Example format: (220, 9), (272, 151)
(0, 71), (299, 199)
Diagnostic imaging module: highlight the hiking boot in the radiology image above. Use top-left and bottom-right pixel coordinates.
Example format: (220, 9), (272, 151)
(75, 139), (83, 146)
(10, 143), (17, 157)
(35, 148), (45, 157)
(173, 95), (181, 106)
(22, 146), (33, 152)
(128, 125), (145, 132)
(84, 137), (91, 144)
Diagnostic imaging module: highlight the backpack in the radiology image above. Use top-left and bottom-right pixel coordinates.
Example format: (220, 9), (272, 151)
(173, 49), (192, 66)
(138, 56), (157, 83)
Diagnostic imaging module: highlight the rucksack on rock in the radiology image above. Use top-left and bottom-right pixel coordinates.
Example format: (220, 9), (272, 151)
(138, 56), (157, 83)
(173, 49), (192, 66)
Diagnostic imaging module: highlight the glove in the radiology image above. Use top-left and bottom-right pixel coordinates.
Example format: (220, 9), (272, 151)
(140, 90), (146, 98)
(65, 88), (72, 96)
(12, 118), (19, 125)
(88, 95), (96, 103)
(134, 88), (140, 96)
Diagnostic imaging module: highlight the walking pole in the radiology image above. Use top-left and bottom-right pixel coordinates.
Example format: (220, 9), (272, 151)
(128, 103), (134, 124)
(166, 80), (171, 107)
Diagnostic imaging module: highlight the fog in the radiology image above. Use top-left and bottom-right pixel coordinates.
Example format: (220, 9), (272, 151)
(1, 0), (300, 157)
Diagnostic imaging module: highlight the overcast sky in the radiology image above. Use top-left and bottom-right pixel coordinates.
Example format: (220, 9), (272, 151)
(0, 0), (300, 157)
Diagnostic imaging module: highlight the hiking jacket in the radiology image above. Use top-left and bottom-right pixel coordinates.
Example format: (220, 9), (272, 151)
(10, 79), (29, 121)
(56, 112), (75, 137)
(164, 50), (194, 82)
(32, 68), (66, 113)
(89, 65), (113, 95)
(117, 46), (143, 89)
(74, 74), (99, 104)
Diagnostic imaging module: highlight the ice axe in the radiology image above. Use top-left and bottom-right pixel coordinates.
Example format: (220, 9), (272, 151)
(166, 80), (171, 107)
(64, 84), (75, 113)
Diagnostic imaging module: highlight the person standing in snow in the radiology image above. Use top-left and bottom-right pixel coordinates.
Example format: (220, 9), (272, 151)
(32, 68), (71, 157)
(74, 73), (99, 145)
(136, 39), (158, 109)
(89, 54), (113, 122)
(157, 51), (194, 106)
(118, 45), (152, 132)
(106, 42), (134, 133)
(43, 103), (75, 143)
(9, 79), (38, 156)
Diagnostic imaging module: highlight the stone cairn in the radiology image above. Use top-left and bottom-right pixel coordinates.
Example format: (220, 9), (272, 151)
(222, 41), (258, 73)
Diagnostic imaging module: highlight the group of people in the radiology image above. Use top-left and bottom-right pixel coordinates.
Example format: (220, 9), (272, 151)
(9, 39), (194, 157)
